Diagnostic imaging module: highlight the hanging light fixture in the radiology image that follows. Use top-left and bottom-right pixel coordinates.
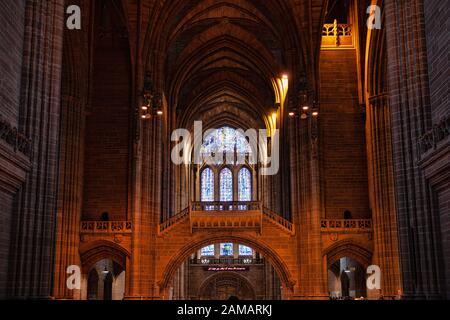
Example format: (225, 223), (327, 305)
(141, 71), (163, 120)
(102, 261), (109, 275)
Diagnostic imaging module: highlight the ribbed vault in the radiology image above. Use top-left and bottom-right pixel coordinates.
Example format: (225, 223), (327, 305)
(144, 0), (310, 127)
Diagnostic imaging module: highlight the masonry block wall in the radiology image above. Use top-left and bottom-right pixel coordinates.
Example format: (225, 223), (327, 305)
(0, 0), (25, 125)
(319, 49), (370, 219)
(0, 192), (13, 298)
(7, 0), (65, 298)
(0, 0), (27, 299)
(423, 0), (450, 298)
(82, 2), (132, 222)
(385, 0), (449, 299)
(424, 0), (450, 123)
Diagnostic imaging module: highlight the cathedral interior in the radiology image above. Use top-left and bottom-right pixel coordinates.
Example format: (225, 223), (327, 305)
(0, 0), (449, 300)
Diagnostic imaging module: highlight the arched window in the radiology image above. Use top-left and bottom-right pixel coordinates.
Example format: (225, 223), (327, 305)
(201, 168), (214, 202)
(220, 243), (233, 256)
(201, 245), (215, 256)
(220, 168), (233, 202)
(201, 127), (252, 157)
(239, 245), (253, 256)
(198, 127), (255, 208)
(238, 168), (252, 201)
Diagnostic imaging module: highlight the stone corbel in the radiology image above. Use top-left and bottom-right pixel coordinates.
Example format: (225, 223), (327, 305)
(0, 142), (31, 195)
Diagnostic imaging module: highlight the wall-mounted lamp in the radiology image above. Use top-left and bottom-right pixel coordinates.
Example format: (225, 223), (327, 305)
(141, 72), (163, 120)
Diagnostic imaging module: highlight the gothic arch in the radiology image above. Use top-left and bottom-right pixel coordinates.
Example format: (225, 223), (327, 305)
(80, 240), (130, 273)
(198, 272), (256, 300)
(323, 240), (372, 269)
(158, 234), (296, 295)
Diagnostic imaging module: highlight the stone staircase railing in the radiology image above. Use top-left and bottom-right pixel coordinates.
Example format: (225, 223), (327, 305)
(262, 207), (295, 235)
(158, 207), (190, 234)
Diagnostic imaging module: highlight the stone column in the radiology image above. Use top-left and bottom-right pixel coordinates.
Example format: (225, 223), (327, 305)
(366, 94), (402, 298)
(385, 0), (442, 299)
(53, 95), (85, 299)
(126, 115), (163, 300)
(290, 113), (327, 299)
(7, 0), (65, 299)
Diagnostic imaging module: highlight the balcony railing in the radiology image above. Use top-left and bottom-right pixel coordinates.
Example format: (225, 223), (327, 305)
(190, 201), (262, 232)
(157, 202), (296, 236)
(320, 219), (372, 232)
(189, 258), (264, 265)
(322, 20), (353, 47)
(80, 221), (132, 234)
(191, 201), (261, 211)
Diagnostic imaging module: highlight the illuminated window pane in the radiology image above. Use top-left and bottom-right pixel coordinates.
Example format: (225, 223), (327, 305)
(220, 243), (233, 256)
(201, 127), (252, 159)
(201, 168), (214, 202)
(220, 168), (233, 203)
(201, 245), (215, 256)
(239, 245), (253, 256)
(238, 168), (252, 201)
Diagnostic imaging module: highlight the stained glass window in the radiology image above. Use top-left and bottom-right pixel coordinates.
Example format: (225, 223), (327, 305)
(239, 245), (253, 256)
(220, 243), (233, 256)
(201, 168), (214, 202)
(201, 245), (215, 256)
(201, 127), (252, 158)
(238, 168), (252, 201)
(220, 168), (233, 203)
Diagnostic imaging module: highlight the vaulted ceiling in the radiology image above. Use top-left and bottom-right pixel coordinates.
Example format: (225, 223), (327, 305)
(139, 0), (327, 128)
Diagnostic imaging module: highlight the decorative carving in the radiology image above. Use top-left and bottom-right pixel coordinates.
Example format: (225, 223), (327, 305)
(0, 116), (32, 157)
(322, 20), (353, 47)
(80, 221), (132, 234)
(418, 116), (450, 155)
(330, 233), (338, 241)
(321, 219), (373, 233)
(114, 234), (123, 243)
(322, 22), (352, 37)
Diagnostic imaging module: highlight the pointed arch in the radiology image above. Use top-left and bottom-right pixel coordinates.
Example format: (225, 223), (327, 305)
(200, 167), (215, 202)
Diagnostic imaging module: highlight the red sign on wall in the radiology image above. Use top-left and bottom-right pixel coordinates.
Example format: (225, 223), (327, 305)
(204, 266), (249, 272)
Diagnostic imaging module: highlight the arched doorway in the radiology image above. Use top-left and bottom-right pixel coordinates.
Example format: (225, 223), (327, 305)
(84, 258), (126, 300)
(328, 257), (366, 299)
(199, 273), (256, 300)
(168, 242), (282, 300)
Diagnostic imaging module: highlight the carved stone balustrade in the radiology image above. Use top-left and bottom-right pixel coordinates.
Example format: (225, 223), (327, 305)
(320, 219), (373, 233)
